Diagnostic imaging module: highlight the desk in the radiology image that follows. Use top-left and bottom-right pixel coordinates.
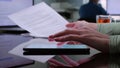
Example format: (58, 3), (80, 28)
(2, 34), (118, 68)
(0, 34), (34, 68)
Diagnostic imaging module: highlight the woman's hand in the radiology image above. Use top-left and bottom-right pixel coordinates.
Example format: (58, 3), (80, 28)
(49, 26), (109, 53)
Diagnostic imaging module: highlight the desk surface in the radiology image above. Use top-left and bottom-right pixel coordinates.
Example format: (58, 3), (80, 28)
(0, 34), (119, 68)
(0, 34), (34, 68)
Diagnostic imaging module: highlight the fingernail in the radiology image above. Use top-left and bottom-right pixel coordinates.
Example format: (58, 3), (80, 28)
(67, 42), (74, 44)
(48, 38), (55, 42)
(49, 35), (54, 38)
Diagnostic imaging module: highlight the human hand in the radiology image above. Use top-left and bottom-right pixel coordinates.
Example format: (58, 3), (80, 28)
(49, 21), (97, 45)
(49, 27), (109, 53)
(48, 53), (108, 68)
(66, 21), (97, 30)
(48, 55), (81, 68)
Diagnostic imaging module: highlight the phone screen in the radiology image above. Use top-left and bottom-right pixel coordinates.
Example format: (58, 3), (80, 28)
(25, 43), (57, 49)
(24, 43), (89, 49)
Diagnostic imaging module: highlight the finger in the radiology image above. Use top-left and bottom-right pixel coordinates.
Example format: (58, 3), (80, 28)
(72, 41), (81, 44)
(77, 58), (91, 64)
(66, 41), (75, 44)
(48, 61), (70, 67)
(48, 62), (58, 67)
(57, 42), (66, 46)
(54, 34), (82, 42)
(48, 59), (66, 66)
(66, 23), (75, 28)
(50, 29), (81, 38)
(48, 37), (55, 42)
(60, 55), (79, 66)
(67, 41), (81, 45)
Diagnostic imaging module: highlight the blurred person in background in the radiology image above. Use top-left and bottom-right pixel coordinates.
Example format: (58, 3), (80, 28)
(79, 0), (108, 22)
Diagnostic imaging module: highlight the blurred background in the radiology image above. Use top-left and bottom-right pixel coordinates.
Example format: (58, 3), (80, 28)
(34, 0), (120, 22)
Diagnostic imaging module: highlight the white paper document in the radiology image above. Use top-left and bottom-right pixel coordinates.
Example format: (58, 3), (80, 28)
(9, 38), (57, 63)
(8, 2), (68, 37)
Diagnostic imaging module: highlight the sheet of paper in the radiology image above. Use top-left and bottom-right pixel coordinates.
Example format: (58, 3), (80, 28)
(8, 2), (68, 37)
(9, 38), (57, 63)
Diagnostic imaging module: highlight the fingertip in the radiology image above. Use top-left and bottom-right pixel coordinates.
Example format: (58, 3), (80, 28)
(54, 38), (62, 41)
(49, 35), (54, 38)
(54, 38), (59, 41)
(48, 37), (55, 42)
(57, 42), (65, 46)
(66, 41), (74, 44)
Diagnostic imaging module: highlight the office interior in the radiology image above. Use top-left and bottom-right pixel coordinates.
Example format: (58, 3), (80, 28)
(34, 0), (120, 22)
(0, 0), (120, 68)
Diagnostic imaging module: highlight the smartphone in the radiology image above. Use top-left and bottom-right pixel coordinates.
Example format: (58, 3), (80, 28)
(23, 43), (90, 55)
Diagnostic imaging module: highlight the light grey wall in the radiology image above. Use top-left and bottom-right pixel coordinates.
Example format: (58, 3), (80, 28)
(68, 0), (83, 7)
(34, 0), (42, 4)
